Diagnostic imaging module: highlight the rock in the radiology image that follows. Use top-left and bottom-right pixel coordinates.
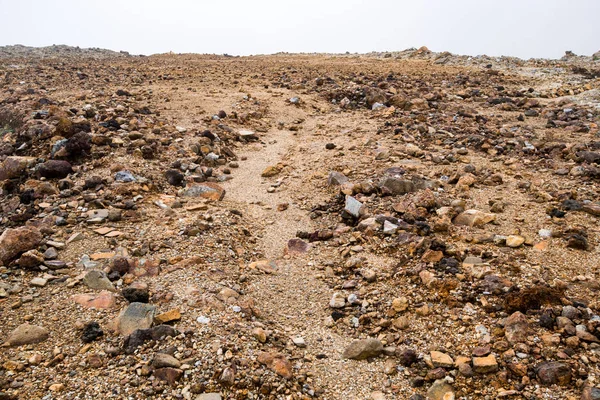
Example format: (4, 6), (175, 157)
(261, 165), (281, 177)
(472, 355), (498, 373)
(257, 352), (293, 379)
(292, 337), (306, 348)
(427, 379), (455, 400)
(453, 209), (496, 227)
(37, 160), (72, 179)
(329, 293), (346, 308)
(430, 351), (454, 368)
(342, 338), (383, 360)
(379, 177), (418, 195)
(506, 235), (525, 247)
(504, 311), (530, 344)
(398, 348), (418, 366)
(0, 156), (36, 180)
(117, 302), (157, 336)
(72, 291), (116, 309)
(285, 238), (310, 255)
(0, 226), (43, 264)
(582, 386), (600, 400)
(83, 270), (116, 292)
(30, 277), (47, 287)
(165, 169), (184, 186)
(154, 309), (181, 324)
(152, 353), (181, 369)
(535, 362), (571, 385)
(344, 195), (363, 218)
(328, 171), (348, 186)
(121, 287), (149, 303)
(153, 367), (183, 385)
(195, 395), (222, 400)
(252, 327), (267, 343)
(114, 170), (136, 182)
(81, 322), (103, 343)
(122, 325), (178, 353)
(6, 324), (49, 346)
(180, 183), (225, 201)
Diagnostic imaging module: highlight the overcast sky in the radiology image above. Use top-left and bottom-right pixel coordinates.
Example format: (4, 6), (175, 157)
(0, 0), (598, 59)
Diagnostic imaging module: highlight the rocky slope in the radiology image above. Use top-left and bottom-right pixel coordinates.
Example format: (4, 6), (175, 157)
(0, 49), (600, 399)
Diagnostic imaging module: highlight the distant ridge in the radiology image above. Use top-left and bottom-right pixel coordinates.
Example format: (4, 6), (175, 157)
(0, 44), (133, 59)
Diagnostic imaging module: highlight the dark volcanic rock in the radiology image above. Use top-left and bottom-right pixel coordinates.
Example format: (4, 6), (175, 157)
(37, 160), (73, 179)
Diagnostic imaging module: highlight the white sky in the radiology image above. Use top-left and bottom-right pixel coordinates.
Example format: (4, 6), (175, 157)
(0, 0), (598, 59)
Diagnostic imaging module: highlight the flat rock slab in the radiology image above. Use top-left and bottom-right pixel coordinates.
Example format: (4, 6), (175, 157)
(6, 323), (49, 346)
(180, 183), (225, 201)
(117, 302), (157, 336)
(0, 226), (43, 264)
(72, 291), (116, 309)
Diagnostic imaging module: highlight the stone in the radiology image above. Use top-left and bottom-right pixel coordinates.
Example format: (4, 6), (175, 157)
(37, 160), (73, 179)
(195, 395), (222, 400)
(257, 352), (293, 379)
(430, 351), (454, 368)
(122, 325), (178, 353)
(506, 235), (525, 247)
(83, 270), (116, 292)
(72, 291), (116, 309)
(81, 322), (104, 343)
(0, 156), (36, 181)
(328, 171), (349, 186)
(252, 327), (267, 343)
(342, 338), (383, 360)
(582, 386), (600, 400)
(154, 367), (183, 385)
(30, 277), (47, 287)
(165, 169), (185, 186)
(6, 324), (49, 346)
(121, 287), (149, 303)
(379, 177), (418, 195)
(472, 355), (498, 373)
(329, 293), (346, 308)
(114, 170), (136, 182)
(427, 379), (455, 400)
(504, 312), (530, 344)
(0, 226), (43, 264)
(285, 238), (310, 255)
(117, 302), (157, 336)
(152, 353), (181, 369)
(453, 209), (496, 227)
(292, 337), (306, 348)
(180, 183), (225, 201)
(344, 195), (363, 218)
(398, 348), (418, 366)
(261, 165), (281, 177)
(17, 250), (44, 269)
(535, 362), (571, 385)
(154, 309), (181, 324)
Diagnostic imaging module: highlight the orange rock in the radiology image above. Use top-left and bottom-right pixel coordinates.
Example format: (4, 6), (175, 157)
(154, 309), (181, 324)
(257, 352), (293, 379)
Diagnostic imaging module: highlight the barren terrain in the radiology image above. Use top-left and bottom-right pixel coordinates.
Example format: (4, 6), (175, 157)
(1, 47), (600, 400)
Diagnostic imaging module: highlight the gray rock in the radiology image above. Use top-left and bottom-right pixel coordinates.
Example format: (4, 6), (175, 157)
(342, 338), (383, 360)
(83, 270), (116, 292)
(6, 324), (49, 346)
(117, 302), (157, 336)
(115, 170), (136, 182)
(535, 362), (571, 385)
(344, 195), (363, 218)
(328, 171), (349, 186)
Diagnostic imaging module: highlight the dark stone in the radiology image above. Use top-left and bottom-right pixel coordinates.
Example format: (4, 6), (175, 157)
(539, 309), (555, 329)
(122, 325), (178, 353)
(37, 160), (73, 179)
(217, 110), (227, 119)
(153, 367), (183, 385)
(116, 89), (131, 96)
(562, 199), (582, 211)
(325, 143), (336, 150)
(567, 234), (588, 250)
(165, 169), (184, 186)
(122, 287), (149, 303)
(82, 321), (104, 343)
(398, 348), (418, 367)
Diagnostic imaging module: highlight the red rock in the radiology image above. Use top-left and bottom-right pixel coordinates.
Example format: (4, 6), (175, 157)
(257, 352), (293, 379)
(153, 367), (183, 385)
(72, 291), (116, 309)
(0, 226), (43, 265)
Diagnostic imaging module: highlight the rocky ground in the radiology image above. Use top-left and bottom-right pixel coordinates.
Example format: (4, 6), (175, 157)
(1, 46), (600, 400)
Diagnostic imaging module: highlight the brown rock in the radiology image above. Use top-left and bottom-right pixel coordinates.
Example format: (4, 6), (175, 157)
(257, 352), (293, 379)
(343, 338), (383, 360)
(430, 351), (454, 368)
(154, 309), (181, 324)
(0, 156), (36, 180)
(72, 291), (116, 309)
(153, 367), (183, 385)
(472, 355), (498, 373)
(453, 209), (496, 227)
(6, 324), (49, 346)
(535, 362), (571, 386)
(180, 182), (226, 201)
(0, 226), (43, 264)
(504, 312), (530, 344)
